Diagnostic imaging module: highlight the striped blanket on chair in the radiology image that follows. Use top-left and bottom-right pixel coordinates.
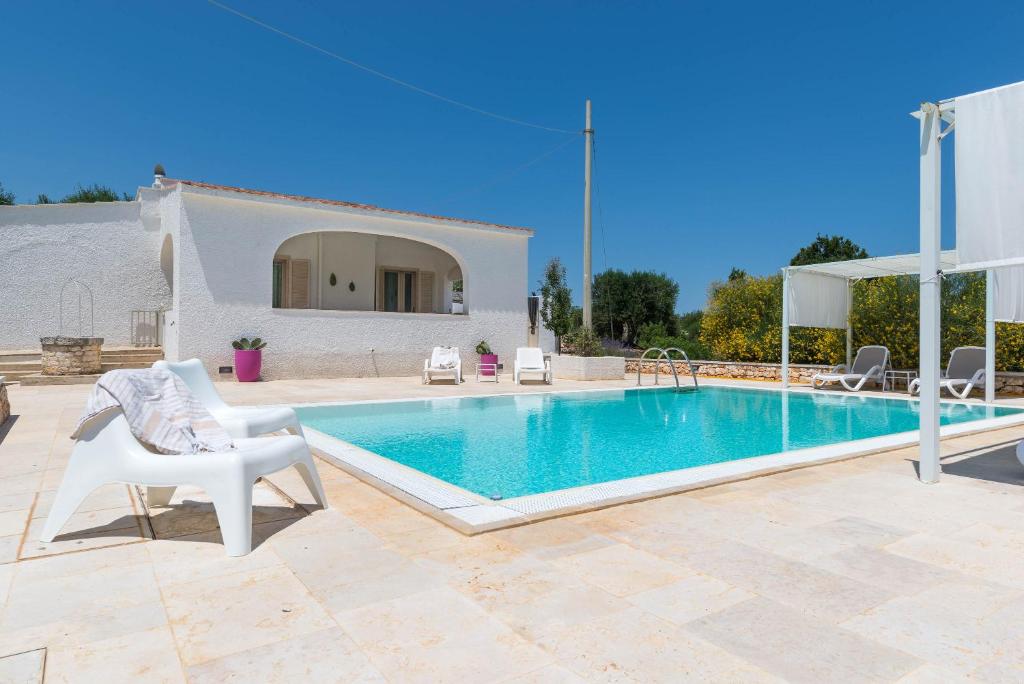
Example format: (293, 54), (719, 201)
(72, 369), (234, 454)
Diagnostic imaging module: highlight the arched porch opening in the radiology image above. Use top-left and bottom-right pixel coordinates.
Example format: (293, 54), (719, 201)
(271, 231), (466, 314)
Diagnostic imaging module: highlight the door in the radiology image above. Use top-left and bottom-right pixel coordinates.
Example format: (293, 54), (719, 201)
(381, 270), (417, 312)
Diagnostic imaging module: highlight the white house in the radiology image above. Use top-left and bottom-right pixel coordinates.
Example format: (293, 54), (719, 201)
(0, 174), (548, 379)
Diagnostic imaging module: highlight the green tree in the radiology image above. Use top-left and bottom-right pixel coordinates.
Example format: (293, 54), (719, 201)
(592, 269), (679, 345)
(676, 310), (703, 342)
(36, 194), (52, 204)
(790, 234), (868, 266)
(539, 258), (574, 353)
(61, 184), (132, 203)
(0, 182), (13, 205)
(727, 267), (748, 281)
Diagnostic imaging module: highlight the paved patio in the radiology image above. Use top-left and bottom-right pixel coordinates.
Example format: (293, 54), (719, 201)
(1, 376), (1024, 682)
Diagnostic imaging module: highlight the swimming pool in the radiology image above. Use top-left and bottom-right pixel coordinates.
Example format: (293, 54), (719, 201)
(296, 386), (1022, 505)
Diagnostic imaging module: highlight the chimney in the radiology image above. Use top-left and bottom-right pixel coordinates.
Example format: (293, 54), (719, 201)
(153, 163), (166, 188)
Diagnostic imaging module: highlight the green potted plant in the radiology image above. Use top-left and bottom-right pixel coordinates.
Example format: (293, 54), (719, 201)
(231, 337), (267, 382)
(476, 340), (498, 376)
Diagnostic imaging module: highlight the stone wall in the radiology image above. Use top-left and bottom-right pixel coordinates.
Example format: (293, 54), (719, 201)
(40, 337), (103, 375)
(994, 372), (1024, 395)
(626, 358), (1024, 395)
(626, 359), (831, 385)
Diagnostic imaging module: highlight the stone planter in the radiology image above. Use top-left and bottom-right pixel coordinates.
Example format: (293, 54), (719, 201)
(0, 378), (9, 426)
(40, 337), (103, 376)
(551, 354), (626, 381)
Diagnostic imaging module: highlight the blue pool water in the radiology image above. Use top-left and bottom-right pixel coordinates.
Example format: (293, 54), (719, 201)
(296, 387), (1020, 499)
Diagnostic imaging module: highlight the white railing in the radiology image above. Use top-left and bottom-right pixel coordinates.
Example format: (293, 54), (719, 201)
(130, 310), (164, 347)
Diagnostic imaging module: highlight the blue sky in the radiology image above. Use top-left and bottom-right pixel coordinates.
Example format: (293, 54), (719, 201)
(2, 1), (1022, 311)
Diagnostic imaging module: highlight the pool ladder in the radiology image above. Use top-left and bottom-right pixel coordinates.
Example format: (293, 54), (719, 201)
(636, 347), (699, 391)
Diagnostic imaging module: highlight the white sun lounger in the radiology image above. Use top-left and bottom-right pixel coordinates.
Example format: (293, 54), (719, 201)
(41, 408), (326, 556)
(909, 346), (987, 400)
(423, 347), (462, 384)
(811, 345), (890, 392)
(513, 347), (551, 384)
(154, 359), (304, 439)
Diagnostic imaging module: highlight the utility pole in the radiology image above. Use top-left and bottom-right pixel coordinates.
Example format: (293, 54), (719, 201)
(583, 99), (594, 328)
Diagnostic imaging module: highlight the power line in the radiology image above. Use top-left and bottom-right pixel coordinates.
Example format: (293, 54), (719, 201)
(439, 134), (579, 203)
(207, 0), (578, 134)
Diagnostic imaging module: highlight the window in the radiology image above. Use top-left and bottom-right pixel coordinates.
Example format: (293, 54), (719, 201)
(272, 260), (285, 308)
(272, 257), (310, 309)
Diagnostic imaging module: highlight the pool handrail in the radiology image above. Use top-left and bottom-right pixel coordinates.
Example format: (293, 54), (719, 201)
(636, 347), (699, 391)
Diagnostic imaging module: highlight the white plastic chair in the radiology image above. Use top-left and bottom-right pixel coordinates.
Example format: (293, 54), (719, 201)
(154, 359), (303, 438)
(514, 347), (551, 384)
(41, 409), (327, 556)
(811, 345), (890, 392)
(909, 346), (987, 399)
(423, 347), (462, 384)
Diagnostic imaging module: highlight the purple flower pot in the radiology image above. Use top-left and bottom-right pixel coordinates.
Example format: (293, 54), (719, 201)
(234, 349), (262, 382)
(480, 353), (498, 376)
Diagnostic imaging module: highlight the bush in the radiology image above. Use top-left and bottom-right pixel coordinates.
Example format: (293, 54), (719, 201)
(564, 327), (604, 357)
(635, 322), (709, 359)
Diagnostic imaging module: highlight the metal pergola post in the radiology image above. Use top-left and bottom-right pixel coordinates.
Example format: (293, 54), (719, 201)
(985, 269), (996, 403)
(918, 102), (943, 484)
(781, 268), (790, 389)
(846, 279), (853, 370)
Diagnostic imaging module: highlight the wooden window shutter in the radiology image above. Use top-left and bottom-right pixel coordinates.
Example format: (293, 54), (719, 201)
(290, 259), (310, 309)
(419, 272), (434, 313)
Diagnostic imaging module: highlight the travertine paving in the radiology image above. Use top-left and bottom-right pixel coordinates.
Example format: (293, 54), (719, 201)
(1, 376), (1024, 682)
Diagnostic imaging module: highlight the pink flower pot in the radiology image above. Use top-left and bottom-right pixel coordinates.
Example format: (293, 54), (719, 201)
(480, 353), (498, 376)
(234, 349), (262, 382)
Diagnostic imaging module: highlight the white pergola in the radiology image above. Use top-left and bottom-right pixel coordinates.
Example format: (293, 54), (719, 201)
(780, 79), (1024, 485)
(781, 250), (1001, 404)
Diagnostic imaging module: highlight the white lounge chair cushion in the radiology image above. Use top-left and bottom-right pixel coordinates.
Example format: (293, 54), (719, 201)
(814, 372), (865, 383)
(429, 347), (459, 370)
(516, 347), (546, 370)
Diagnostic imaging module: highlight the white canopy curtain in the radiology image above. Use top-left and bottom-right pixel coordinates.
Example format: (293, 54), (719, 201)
(915, 80), (1024, 484)
(781, 251), (959, 390)
(954, 82), (1024, 272)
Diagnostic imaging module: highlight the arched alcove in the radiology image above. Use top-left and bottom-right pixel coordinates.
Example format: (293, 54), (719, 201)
(160, 233), (174, 296)
(271, 231), (466, 314)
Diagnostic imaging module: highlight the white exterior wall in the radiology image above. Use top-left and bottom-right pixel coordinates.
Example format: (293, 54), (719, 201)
(171, 188), (531, 379)
(0, 201), (169, 348)
(154, 188), (182, 360)
(321, 233), (377, 311)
